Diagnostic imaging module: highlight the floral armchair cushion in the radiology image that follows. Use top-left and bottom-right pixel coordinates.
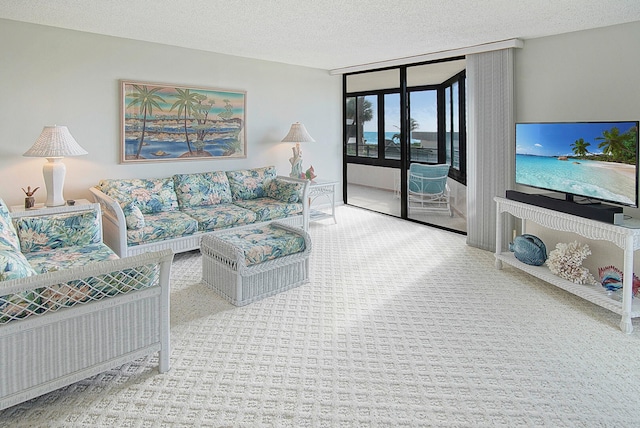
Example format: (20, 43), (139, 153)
(173, 171), (233, 208)
(99, 178), (179, 214)
(14, 210), (102, 253)
(264, 178), (303, 203)
(225, 166), (277, 201)
(26, 243), (119, 274)
(0, 199), (20, 252)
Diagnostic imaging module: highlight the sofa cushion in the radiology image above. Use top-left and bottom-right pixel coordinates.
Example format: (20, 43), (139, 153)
(123, 203), (145, 230)
(25, 243), (119, 274)
(0, 199), (20, 252)
(264, 178), (304, 203)
(99, 178), (179, 214)
(0, 249), (37, 281)
(14, 210), (102, 254)
(180, 204), (258, 232)
(173, 171), (232, 208)
(126, 210), (199, 247)
(226, 166), (277, 201)
(233, 198), (303, 222)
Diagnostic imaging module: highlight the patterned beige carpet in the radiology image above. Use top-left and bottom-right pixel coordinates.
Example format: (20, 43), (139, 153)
(3, 205), (640, 427)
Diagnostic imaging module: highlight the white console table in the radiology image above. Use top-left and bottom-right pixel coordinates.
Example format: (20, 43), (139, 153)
(494, 196), (640, 333)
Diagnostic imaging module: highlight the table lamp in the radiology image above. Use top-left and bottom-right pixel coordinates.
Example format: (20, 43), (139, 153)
(23, 125), (88, 207)
(281, 122), (315, 178)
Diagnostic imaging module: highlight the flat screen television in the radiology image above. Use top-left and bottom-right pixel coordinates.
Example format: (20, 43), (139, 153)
(515, 121), (639, 208)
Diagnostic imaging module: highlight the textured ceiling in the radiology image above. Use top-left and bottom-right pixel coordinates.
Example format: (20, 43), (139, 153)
(1, 0), (640, 71)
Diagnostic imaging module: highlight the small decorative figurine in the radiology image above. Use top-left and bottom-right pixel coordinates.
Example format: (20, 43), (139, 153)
(22, 186), (39, 209)
(303, 166), (317, 180)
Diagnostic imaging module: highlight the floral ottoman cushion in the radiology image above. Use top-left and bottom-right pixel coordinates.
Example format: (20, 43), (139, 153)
(216, 223), (306, 266)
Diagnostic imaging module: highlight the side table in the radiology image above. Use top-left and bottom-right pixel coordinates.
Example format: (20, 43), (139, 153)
(9, 198), (92, 214)
(308, 180), (338, 224)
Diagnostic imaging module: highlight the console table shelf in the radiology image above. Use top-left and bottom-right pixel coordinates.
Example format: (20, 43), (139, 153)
(495, 252), (640, 317)
(494, 196), (640, 333)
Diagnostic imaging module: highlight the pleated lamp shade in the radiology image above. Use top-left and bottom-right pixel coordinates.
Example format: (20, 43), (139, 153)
(24, 125), (88, 158)
(281, 122), (316, 143)
(23, 125), (88, 207)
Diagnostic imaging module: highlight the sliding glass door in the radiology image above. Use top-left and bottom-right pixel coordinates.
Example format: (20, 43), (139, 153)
(345, 86), (402, 217)
(344, 60), (467, 233)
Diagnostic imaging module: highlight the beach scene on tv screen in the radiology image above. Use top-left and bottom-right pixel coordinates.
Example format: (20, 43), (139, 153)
(516, 122), (638, 205)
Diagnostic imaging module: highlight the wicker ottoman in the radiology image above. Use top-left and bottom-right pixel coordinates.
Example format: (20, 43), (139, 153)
(201, 222), (311, 306)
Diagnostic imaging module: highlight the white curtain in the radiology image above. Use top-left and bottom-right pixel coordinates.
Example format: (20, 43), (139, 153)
(466, 49), (515, 251)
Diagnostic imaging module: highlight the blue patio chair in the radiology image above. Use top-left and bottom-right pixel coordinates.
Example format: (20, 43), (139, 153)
(407, 163), (452, 216)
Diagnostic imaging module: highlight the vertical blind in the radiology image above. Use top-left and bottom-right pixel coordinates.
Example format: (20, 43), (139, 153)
(466, 49), (515, 251)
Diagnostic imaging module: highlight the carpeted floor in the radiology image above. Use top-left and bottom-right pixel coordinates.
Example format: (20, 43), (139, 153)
(3, 205), (640, 427)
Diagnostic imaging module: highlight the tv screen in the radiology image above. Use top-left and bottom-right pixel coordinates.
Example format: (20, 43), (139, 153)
(515, 121), (639, 207)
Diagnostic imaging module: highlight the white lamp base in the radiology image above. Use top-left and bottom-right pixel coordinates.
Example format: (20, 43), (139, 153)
(43, 157), (67, 207)
(289, 143), (303, 178)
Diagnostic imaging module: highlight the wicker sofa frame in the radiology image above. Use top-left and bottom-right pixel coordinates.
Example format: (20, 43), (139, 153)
(89, 174), (309, 258)
(0, 205), (173, 411)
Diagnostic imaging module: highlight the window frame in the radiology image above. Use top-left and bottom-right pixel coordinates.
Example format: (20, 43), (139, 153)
(344, 88), (402, 168)
(343, 65), (466, 185)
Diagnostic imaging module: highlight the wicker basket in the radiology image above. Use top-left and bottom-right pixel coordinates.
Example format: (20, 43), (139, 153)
(201, 222), (311, 306)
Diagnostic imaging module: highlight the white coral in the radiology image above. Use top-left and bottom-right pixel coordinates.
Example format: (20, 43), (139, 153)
(546, 241), (596, 285)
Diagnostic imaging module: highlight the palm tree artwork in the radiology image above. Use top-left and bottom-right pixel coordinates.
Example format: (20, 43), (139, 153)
(191, 94), (215, 154)
(217, 99), (243, 156)
(170, 88), (200, 156)
(122, 82), (246, 162)
(126, 85), (166, 159)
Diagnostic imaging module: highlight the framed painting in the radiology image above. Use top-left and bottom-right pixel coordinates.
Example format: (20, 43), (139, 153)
(120, 80), (246, 163)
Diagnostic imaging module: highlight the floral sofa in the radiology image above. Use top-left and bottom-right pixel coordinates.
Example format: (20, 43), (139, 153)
(0, 200), (172, 410)
(89, 166), (309, 257)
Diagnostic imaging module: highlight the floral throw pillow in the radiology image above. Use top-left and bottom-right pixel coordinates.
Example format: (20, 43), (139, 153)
(0, 249), (37, 281)
(0, 199), (20, 252)
(264, 179), (303, 203)
(226, 166), (277, 201)
(123, 203), (145, 230)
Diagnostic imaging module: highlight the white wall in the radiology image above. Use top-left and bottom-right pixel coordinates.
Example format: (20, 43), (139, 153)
(0, 19), (342, 207)
(514, 21), (640, 272)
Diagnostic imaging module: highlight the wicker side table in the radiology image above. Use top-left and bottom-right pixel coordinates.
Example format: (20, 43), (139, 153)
(201, 222), (311, 306)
